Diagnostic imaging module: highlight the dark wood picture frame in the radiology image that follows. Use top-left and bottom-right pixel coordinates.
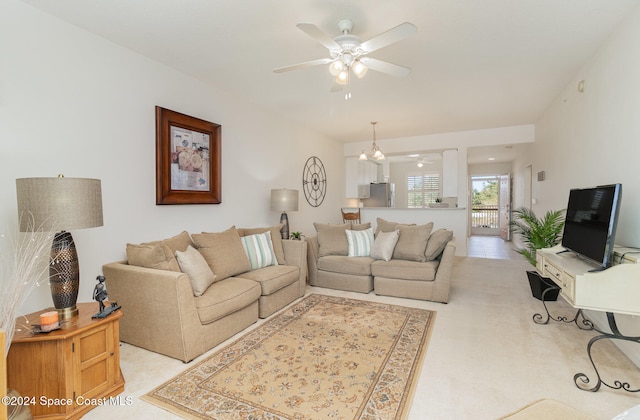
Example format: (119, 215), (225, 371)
(155, 106), (221, 205)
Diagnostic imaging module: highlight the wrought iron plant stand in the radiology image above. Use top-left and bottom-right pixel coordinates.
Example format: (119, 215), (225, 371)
(533, 283), (640, 393)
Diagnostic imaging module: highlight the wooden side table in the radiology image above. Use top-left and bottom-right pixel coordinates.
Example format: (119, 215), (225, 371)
(7, 302), (125, 419)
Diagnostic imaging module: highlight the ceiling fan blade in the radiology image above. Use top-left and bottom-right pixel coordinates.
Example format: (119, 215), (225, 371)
(360, 57), (411, 77)
(360, 22), (417, 53)
(296, 23), (341, 50)
(273, 58), (332, 73)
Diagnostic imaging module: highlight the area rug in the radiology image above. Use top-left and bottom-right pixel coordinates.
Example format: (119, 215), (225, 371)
(142, 293), (436, 419)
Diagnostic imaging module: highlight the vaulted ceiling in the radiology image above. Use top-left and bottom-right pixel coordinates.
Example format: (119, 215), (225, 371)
(22, 0), (640, 144)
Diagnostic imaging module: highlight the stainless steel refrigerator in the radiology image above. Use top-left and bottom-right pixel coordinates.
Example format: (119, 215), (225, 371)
(362, 183), (395, 207)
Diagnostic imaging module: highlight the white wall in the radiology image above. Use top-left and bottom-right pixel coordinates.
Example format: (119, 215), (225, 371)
(0, 1), (344, 314)
(530, 5), (640, 365)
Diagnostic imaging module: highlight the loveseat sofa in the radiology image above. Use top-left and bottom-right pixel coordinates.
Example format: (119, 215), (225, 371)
(306, 218), (455, 303)
(102, 226), (307, 362)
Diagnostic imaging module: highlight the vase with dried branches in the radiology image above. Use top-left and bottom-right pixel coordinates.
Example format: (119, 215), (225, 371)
(0, 217), (54, 356)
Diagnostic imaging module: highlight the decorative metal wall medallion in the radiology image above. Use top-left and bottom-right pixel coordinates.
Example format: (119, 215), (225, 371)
(302, 156), (326, 207)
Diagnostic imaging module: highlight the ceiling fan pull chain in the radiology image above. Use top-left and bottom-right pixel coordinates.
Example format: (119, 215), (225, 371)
(345, 67), (352, 100)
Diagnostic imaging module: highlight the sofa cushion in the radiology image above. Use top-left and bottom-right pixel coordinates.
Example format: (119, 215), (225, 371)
(128, 230), (195, 272)
(175, 245), (217, 297)
(346, 228), (374, 257)
(371, 259), (440, 281)
(192, 226), (252, 281)
(314, 223), (349, 257)
(392, 223), (434, 262)
(159, 230), (195, 254)
(240, 231), (278, 270)
(349, 222), (372, 231)
(318, 255), (374, 276)
(375, 218), (416, 236)
(126, 243), (180, 272)
(370, 230), (400, 261)
(425, 229), (453, 261)
(236, 265), (299, 295)
(194, 277), (261, 324)
(238, 225), (286, 265)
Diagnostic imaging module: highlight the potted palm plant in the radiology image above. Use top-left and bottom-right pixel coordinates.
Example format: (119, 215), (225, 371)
(510, 207), (565, 301)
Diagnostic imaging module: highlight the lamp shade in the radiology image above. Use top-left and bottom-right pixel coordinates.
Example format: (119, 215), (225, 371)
(16, 177), (103, 232)
(270, 189), (299, 212)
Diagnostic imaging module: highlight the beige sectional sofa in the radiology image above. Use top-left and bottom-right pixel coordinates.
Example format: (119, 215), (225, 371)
(306, 218), (456, 303)
(102, 226), (307, 363)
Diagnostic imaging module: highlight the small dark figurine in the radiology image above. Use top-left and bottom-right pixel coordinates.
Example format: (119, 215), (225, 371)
(92, 275), (121, 319)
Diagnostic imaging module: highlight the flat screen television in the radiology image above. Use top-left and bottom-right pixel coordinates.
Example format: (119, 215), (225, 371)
(561, 183), (622, 270)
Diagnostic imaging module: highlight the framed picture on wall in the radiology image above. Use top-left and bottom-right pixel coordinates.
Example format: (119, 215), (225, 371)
(155, 106), (221, 204)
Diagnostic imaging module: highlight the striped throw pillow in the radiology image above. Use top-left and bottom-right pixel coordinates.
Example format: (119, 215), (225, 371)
(241, 231), (278, 270)
(345, 228), (374, 257)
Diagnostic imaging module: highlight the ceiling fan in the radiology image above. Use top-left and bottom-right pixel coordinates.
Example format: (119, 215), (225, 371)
(273, 19), (417, 85)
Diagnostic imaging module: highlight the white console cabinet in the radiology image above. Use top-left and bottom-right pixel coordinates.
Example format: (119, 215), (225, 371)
(535, 245), (640, 392)
(536, 245), (640, 316)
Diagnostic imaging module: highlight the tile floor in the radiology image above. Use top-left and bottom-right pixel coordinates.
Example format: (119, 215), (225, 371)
(467, 235), (520, 259)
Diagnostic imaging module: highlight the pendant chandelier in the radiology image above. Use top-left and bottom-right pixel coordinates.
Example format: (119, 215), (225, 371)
(358, 122), (385, 161)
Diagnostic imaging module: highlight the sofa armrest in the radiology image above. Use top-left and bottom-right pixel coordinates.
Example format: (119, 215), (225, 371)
(305, 236), (320, 286)
(102, 261), (202, 361)
(433, 241), (456, 302)
(283, 239), (308, 297)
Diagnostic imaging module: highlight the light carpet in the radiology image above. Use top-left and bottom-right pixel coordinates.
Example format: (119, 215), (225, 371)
(142, 293), (436, 419)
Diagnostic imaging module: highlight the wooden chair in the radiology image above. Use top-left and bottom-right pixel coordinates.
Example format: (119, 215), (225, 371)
(341, 208), (361, 224)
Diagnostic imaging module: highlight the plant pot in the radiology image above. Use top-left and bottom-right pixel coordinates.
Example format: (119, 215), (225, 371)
(526, 270), (559, 301)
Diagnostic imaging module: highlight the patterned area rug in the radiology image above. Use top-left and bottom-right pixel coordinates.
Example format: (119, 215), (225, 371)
(142, 294), (436, 419)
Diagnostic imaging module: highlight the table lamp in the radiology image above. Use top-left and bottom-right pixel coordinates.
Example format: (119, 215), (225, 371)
(270, 188), (298, 239)
(16, 175), (103, 319)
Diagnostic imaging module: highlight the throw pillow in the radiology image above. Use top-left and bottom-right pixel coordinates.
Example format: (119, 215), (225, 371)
(424, 229), (454, 261)
(392, 223), (434, 262)
(349, 222), (372, 231)
(192, 226), (252, 281)
(374, 217), (416, 236)
(240, 231), (279, 270)
(238, 225), (286, 265)
(135, 230), (194, 272)
(345, 228), (374, 257)
(370, 230), (400, 261)
(126, 243), (180, 271)
(314, 223), (350, 257)
(159, 230), (194, 254)
(175, 246), (217, 297)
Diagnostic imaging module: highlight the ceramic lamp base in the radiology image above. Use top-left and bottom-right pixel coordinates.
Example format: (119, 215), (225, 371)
(280, 212), (289, 239)
(50, 231), (80, 319)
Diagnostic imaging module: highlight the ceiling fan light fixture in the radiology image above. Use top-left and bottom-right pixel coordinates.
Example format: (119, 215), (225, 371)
(336, 69), (349, 85)
(329, 60), (344, 76)
(352, 60), (368, 79)
(417, 158), (424, 168)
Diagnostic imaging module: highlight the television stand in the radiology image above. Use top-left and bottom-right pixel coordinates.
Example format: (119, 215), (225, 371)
(573, 312), (640, 392)
(535, 245), (640, 392)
